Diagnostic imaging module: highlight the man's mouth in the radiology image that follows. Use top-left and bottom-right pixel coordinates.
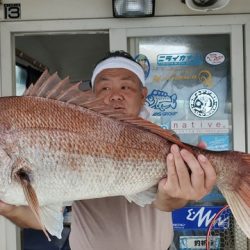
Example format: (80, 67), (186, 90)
(111, 104), (125, 110)
(114, 107), (124, 110)
(111, 105), (127, 114)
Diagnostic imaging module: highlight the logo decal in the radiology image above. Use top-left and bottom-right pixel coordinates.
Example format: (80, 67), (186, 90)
(190, 89), (218, 118)
(146, 89), (177, 117)
(146, 89), (177, 111)
(157, 53), (203, 66)
(198, 70), (213, 87)
(205, 52), (225, 65)
(173, 206), (231, 230)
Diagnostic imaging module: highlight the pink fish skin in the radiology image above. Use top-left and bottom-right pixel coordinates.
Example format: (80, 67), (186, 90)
(0, 70), (249, 240)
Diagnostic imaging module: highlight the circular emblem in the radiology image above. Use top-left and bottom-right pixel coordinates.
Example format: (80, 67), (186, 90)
(190, 89), (218, 118)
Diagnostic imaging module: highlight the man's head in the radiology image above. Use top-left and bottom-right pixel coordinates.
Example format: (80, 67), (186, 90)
(91, 51), (148, 116)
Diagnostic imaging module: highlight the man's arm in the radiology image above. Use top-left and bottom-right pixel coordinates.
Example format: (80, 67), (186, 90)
(153, 144), (217, 211)
(0, 201), (41, 229)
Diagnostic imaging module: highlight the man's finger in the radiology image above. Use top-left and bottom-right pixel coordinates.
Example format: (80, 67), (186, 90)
(165, 152), (180, 191)
(180, 149), (206, 190)
(198, 154), (217, 191)
(171, 145), (192, 189)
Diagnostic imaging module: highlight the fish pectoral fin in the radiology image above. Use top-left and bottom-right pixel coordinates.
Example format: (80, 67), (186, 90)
(125, 186), (157, 207)
(12, 158), (51, 241)
(40, 204), (64, 239)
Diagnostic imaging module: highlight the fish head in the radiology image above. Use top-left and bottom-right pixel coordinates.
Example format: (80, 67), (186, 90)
(0, 146), (12, 198)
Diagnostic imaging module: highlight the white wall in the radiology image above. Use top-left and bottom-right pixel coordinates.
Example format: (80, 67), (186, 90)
(0, 0), (249, 21)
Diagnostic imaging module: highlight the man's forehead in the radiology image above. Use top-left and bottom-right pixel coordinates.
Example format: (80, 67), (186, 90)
(96, 68), (139, 78)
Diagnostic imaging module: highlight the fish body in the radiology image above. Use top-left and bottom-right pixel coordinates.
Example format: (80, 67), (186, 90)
(0, 96), (169, 205)
(0, 71), (249, 240)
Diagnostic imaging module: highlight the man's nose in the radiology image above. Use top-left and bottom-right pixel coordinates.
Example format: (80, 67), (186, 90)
(109, 91), (124, 101)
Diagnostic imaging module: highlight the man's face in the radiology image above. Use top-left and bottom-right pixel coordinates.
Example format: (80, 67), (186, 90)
(93, 68), (148, 116)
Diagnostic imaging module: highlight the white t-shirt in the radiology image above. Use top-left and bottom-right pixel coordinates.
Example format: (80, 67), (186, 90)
(69, 196), (173, 250)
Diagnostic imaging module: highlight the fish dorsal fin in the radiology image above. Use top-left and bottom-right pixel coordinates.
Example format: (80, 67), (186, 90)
(24, 70), (102, 107)
(25, 71), (192, 151)
(24, 70), (52, 96)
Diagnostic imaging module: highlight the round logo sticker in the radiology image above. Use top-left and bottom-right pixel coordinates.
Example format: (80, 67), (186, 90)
(205, 52), (225, 65)
(190, 89), (218, 118)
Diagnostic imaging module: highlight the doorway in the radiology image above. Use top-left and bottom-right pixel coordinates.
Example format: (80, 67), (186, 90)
(15, 32), (109, 95)
(14, 31), (109, 250)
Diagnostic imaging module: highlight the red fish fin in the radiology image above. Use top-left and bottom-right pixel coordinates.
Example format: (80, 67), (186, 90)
(220, 189), (250, 238)
(24, 70), (104, 107)
(24, 70), (51, 96)
(237, 153), (250, 207)
(39, 204), (64, 239)
(12, 158), (51, 241)
(18, 173), (51, 241)
(219, 153), (250, 238)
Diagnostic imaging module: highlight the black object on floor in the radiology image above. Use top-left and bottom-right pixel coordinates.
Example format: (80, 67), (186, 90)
(22, 227), (71, 250)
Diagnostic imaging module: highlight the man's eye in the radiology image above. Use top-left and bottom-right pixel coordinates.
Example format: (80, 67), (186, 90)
(121, 86), (130, 90)
(102, 87), (110, 91)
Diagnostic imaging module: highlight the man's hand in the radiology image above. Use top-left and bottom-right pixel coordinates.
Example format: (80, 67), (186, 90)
(0, 201), (16, 217)
(0, 201), (41, 229)
(153, 144), (216, 211)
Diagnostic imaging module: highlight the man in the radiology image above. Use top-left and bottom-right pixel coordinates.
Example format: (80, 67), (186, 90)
(0, 51), (216, 250)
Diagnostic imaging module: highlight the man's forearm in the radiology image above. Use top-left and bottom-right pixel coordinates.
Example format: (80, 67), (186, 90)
(4, 205), (41, 230)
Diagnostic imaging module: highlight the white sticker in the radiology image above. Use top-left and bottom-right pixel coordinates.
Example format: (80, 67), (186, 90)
(171, 120), (229, 134)
(205, 52), (225, 65)
(179, 235), (220, 250)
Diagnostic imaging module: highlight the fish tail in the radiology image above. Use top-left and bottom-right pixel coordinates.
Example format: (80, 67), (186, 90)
(238, 154), (250, 205)
(219, 152), (250, 238)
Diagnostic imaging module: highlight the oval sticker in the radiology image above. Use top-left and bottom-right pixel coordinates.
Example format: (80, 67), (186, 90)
(205, 52), (225, 65)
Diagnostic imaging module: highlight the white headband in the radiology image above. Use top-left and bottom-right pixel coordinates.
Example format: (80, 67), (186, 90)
(91, 57), (145, 88)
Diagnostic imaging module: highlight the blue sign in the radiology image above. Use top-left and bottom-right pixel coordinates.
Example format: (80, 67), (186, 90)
(199, 134), (230, 151)
(173, 206), (231, 230)
(157, 53), (203, 66)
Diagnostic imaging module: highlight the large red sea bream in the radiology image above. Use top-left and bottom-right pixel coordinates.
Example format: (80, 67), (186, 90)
(0, 71), (249, 240)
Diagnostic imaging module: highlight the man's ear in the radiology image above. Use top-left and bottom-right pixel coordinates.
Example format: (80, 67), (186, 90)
(141, 87), (148, 105)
